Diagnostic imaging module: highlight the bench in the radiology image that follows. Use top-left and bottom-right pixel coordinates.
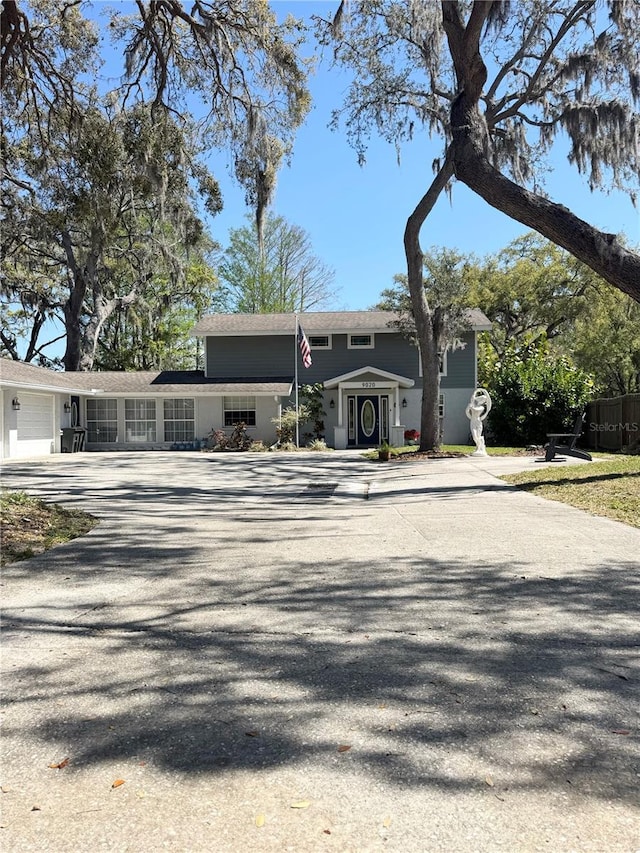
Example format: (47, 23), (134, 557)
(544, 413), (592, 462)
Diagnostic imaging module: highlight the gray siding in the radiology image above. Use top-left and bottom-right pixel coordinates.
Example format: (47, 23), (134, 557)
(206, 332), (422, 383)
(441, 332), (476, 390)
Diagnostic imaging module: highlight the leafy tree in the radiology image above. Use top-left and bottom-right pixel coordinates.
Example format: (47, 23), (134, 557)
(375, 248), (476, 449)
(321, 1), (640, 300)
(1, 0), (97, 128)
(2, 1), (311, 369)
(485, 340), (595, 445)
(468, 232), (600, 358)
(2, 97), (220, 370)
(318, 0), (640, 448)
(467, 232), (640, 398)
(111, 0), (310, 248)
(94, 245), (220, 371)
(564, 287), (640, 396)
(219, 215), (337, 313)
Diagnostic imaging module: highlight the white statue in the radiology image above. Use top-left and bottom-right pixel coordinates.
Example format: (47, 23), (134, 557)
(465, 388), (492, 456)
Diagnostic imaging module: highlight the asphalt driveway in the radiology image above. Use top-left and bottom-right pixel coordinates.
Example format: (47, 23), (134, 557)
(1, 451), (639, 852)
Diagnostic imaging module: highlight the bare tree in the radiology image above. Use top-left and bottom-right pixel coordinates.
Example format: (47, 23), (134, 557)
(219, 214), (337, 314)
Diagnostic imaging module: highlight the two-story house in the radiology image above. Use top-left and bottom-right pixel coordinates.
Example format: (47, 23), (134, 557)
(0, 310), (490, 460)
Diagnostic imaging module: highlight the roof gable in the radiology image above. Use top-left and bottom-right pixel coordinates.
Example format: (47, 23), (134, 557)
(324, 365), (415, 389)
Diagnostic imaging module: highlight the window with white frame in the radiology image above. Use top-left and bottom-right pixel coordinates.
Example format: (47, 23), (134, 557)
(308, 334), (332, 349)
(86, 398), (118, 443)
(224, 395), (256, 427)
(439, 393), (445, 419)
(125, 398), (156, 443)
(417, 348), (447, 377)
(164, 398), (195, 442)
(348, 333), (374, 349)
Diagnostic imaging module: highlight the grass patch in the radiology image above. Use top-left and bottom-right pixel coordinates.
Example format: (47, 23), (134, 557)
(364, 444), (541, 460)
(0, 490), (97, 565)
(501, 457), (640, 528)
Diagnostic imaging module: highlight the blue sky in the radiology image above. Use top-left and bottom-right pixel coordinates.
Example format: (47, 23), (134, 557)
(198, 2), (639, 311)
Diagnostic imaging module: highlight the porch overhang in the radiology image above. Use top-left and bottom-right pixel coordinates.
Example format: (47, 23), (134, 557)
(323, 366), (414, 390)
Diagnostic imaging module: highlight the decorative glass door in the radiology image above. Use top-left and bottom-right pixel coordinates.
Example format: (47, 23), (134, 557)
(356, 395), (380, 445)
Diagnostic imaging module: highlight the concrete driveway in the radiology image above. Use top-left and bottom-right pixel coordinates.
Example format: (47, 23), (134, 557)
(1, 451), (639, 852)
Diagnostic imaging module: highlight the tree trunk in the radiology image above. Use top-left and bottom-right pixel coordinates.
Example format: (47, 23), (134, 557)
(442, 0), (640, 304)
(404, 155), (455, 451)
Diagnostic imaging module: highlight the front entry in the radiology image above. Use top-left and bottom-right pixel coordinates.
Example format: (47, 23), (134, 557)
(347, 394), (389, 446)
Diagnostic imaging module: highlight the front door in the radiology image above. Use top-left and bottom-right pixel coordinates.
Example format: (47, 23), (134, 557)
(357, 395), (379, 445)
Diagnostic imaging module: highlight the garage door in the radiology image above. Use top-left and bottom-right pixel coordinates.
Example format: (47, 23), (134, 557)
(16, 392), (55, 457)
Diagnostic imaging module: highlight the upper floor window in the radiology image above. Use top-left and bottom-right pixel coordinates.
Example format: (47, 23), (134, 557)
(348, 333), (374, 349)
(308, 334), (332, 349)
(418, 348), (448, 377)
(224, 395), (256, 427)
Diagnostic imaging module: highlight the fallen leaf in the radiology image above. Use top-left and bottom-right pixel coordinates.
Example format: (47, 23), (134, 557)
(530, 708), (540, 716)
(1, 787), (12, 793)
(255, 814), (265, 827)
(382, 816), (392, 828)
(323, 829), (332, 834)
(377, 703), (387, 710)
(31, 805), (41, 811)
(337, 744), (351, 753)
(485, 776), (495, 787)
(136, 790), (146, 799)
(245, 731), (260, 737)
(48, 757), (69, 769)
(111, 779), (125, 789)
(612, 729), (630, 735)
(290, 800), (311, 809)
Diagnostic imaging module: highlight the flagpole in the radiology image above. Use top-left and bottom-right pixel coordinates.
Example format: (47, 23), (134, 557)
(294, 313), (299, 447)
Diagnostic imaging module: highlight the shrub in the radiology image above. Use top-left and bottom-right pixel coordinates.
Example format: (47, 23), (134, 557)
(486, 341), (594, 445)
(299, 383), (326, 442)
(271, 405), (311, 444)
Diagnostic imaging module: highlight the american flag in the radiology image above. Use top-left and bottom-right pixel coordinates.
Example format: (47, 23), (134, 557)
(298, 323), (312, 368)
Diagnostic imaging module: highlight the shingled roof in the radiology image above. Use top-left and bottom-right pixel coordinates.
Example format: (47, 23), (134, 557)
(0, 360), (292, 396)
(192, 309), (492, 336)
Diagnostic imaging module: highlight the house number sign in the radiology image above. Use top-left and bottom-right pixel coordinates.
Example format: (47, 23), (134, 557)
(361, 382), (378, 388)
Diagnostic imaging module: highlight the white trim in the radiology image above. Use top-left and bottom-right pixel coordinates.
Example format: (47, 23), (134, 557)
(474, 332), (478, 389)
(417, 347), (447, 377)
(308, 334), (332, 350)
(347, 333), (375, 349)
(324, 365), (414, 389)
(0, 379), (102, 395)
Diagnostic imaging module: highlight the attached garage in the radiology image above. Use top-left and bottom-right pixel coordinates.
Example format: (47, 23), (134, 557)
(15, 392), (55, 457)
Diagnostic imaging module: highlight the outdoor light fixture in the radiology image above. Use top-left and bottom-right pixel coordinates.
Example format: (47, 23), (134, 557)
(402, 398), (408, 408)
(12, 398), (21, 411)
(64, 402), (72, 413)
(329, 398), (335, 409)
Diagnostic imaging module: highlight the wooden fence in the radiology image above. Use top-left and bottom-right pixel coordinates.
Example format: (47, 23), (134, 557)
(585, 394), (640, 450)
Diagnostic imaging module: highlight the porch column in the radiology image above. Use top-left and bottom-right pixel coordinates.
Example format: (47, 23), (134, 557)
(394, 386), (400, 426)
(338, 386), (343, 426)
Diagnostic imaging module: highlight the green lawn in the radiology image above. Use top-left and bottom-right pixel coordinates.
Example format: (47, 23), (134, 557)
(501, 457), (640, 528)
